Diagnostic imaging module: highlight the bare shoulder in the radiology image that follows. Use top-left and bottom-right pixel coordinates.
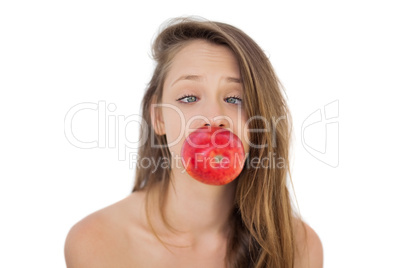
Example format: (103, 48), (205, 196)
(293, 218), (324, 268)
(64, 191), (147, 268)
(64, 210), (112, 267)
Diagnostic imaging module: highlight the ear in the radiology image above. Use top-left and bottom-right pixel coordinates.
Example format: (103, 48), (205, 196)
(149, 95), (165, 136)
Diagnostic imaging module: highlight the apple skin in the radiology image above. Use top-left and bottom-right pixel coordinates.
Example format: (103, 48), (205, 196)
(180, 126), (246, 186)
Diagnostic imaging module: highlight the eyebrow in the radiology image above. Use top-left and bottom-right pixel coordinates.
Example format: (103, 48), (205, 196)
(171, 75), (242, 87)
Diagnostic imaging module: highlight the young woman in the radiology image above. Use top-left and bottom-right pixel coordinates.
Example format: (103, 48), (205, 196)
(65, 17), (323, 268)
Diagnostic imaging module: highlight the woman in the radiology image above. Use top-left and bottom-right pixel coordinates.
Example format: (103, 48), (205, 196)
(65, 17), (323, 268)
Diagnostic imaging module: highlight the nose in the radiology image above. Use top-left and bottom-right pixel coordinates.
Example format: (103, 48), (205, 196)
(204, 115), (228, 128)
(190, 97), (232, 129)
(200, 99), (231, 128)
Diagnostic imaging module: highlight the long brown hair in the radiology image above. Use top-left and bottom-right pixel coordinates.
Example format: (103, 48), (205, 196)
(133, 17), (303, 268)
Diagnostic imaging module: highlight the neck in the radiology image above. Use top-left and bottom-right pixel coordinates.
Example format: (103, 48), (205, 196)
(152, 168), (236, 245)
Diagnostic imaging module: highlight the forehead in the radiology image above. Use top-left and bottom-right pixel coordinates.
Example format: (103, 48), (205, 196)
(172, 39), (237, 62)
(164, 40), (241, 86)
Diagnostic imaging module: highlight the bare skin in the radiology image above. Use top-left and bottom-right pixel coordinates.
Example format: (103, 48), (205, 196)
(65, 188), (229, 268)
(64, 189), (323, 267)
(64, 40), (323, 267)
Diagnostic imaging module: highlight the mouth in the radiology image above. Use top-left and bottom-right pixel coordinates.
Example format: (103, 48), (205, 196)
(180, 126), (246, 186)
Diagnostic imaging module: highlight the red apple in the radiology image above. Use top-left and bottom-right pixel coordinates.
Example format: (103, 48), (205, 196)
(180, 126), (246, 185)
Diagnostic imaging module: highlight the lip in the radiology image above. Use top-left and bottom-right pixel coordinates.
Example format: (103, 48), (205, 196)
(183, 126), (241, 148)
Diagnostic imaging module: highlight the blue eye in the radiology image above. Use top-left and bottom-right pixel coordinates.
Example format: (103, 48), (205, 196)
(225, 96), (242, 105)
(176, 94), (242, 104)
(177, 94), (197, 103)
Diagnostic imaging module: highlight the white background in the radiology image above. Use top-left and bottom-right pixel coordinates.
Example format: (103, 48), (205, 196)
(1, 0), (401, 267)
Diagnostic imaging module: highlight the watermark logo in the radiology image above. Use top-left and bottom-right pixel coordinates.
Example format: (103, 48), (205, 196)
(127, 152), (285, 172)
(301, 100), (339, 167)
(64, 100), (148, 161)
(64, 100), (339, 169)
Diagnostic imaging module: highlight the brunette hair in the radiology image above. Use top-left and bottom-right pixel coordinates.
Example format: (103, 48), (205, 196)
(133, 17), (304, 268)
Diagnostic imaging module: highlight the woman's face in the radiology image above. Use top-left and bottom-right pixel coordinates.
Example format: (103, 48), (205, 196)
(156, 40), (250, 169)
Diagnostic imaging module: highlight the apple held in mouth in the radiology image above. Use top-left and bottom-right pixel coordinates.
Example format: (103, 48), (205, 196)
(180, 126), (246, 186)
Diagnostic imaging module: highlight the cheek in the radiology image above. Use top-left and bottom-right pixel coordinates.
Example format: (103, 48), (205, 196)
(240, 123), (250, 156)
(162, 107), (186, 155)
(233, 110), (250, 153)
